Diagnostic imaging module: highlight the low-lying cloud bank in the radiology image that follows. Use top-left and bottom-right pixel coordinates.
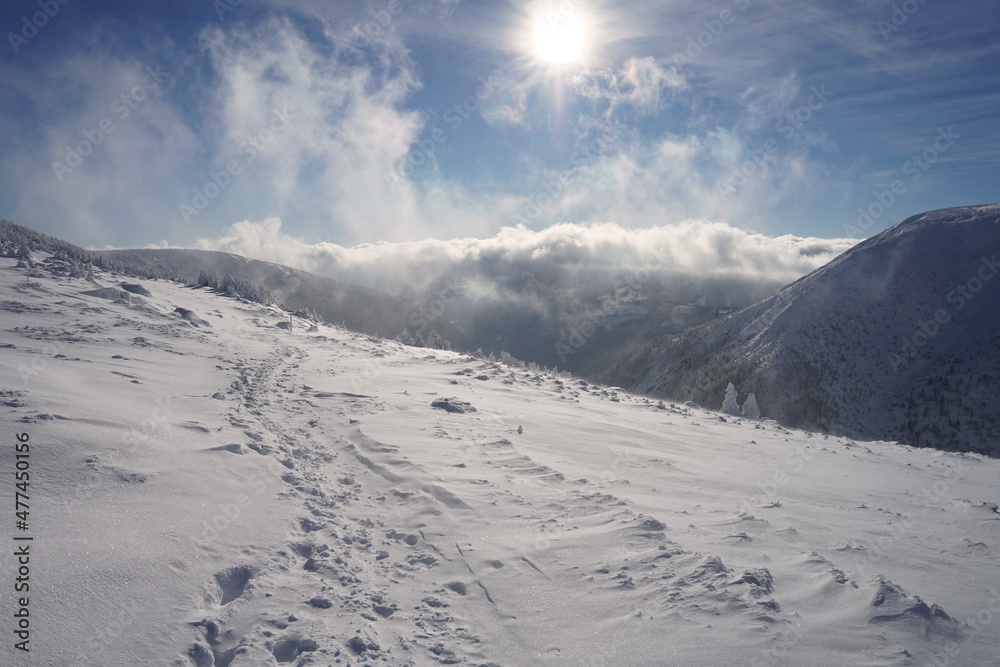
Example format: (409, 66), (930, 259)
(193, 218), (859, 373)
(195, 217), (858, 302)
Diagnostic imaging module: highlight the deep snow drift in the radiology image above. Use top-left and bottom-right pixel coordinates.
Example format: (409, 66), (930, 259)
(1, 254), (998, 666)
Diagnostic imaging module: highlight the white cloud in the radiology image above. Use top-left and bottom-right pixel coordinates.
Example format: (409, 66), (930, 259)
(0, 5), (856, 250)
(573, 56), (687, 119)
(196, 216), (859, 299)
(620, 56), (688, 114)
(739, 73), (802, 133)
(190, 16), (540, 243)
(0, 35), (198, 245)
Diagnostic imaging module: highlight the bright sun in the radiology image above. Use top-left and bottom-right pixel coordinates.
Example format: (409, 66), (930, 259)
(534, 14), (585, 63)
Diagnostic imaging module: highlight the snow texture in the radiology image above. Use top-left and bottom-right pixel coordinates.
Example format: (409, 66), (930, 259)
(1, 251), (999, 666)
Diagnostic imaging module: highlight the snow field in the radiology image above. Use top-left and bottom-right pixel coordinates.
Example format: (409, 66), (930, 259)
(1, 255), (998, 666)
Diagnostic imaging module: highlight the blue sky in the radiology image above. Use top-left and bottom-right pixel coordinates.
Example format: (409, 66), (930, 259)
(1, 0), (998, 251)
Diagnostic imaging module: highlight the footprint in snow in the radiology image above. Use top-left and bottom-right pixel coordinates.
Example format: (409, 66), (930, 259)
(213, 565), (256, 605)
(444, 581), (467, 595)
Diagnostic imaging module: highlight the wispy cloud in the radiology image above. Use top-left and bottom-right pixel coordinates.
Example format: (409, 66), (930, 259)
(0, 0), (995, 249)
(572, 56), (687, 119)
(0, 31), (197, 244)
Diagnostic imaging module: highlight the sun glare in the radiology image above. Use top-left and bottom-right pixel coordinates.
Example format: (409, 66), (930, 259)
(534, 13), (585, 63)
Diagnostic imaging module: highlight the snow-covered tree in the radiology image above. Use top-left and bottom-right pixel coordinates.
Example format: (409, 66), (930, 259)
(197, 270), (220, 288)
(742, 393), (761, 420)
(721, 382), (740, 416)
(426, 330), (444, 349)
(398, 328), (414, 346)
(413, 332), (426, 348)
(500, 351), (525, 368)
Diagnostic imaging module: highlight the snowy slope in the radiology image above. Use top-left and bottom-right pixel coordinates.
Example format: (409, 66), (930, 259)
(600, 204), (1000, 455)
(93, 247), (474, 351)
(1, 253), (999, 666)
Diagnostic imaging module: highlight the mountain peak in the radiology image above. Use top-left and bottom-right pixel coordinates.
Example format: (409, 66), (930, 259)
(603, 204), (1000, 455)
(869, 202), (1000, 245)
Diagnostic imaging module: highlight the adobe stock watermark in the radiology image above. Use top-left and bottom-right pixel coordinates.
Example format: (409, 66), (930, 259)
(598, 445), (644, 484)
(5, 0), (72, 60)
(718, 84), (832, 201)
(179, 106), (295, 223)
(574, 619), (647, 667)
(846, 458), (970, 579)
(51, 66), (169, 182)
(352, 0), (409, 47)
(888, 253), (998, 373)
(62, 396), (174, 512)
(186, 469), (270, 552)
(685, 291), (793, 410)
(845, 127), (959, 236)
(389, 69), (515, 184)
(213, 0), (243, 21)
(878, 0), (932, 40)
(17, 307), (103, 383)
(441, 70), (515, 132)
(429, 407), (510, 485)
(407, 278), (464, 334)
(922, 588), (1000, 667)
(70, 598), (145, 666)
(671, 0), (752, 65)
(535, 0), (587, 37)
(511, 119), (627, 226)
(732, 439), (815, 515)
(554, 246), (668, 363)
(750, 626), (805, 667)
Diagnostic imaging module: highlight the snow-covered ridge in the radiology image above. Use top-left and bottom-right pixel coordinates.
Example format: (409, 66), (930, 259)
(601, 204), (1000, 456)
(0, 217), (473, 351)
(1, 246), (999, 665)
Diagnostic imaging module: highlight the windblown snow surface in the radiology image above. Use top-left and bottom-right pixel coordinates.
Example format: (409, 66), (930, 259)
(1, 255), (998, 666)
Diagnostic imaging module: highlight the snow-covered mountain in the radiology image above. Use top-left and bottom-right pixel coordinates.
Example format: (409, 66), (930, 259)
(600, 204), (1000, 456)
(2, 236), (999, 665)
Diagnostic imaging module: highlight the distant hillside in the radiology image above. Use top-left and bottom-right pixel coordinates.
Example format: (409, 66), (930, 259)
(598, 204), (1000, 456)
(0, 218), (472, 350)
(467, 293), (732, 377)
(385, 266), (770, 377)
